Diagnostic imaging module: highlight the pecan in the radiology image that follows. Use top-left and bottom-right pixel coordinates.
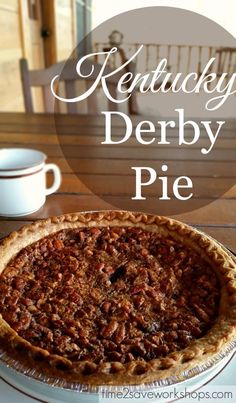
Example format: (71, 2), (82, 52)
(130, 342), (146, 357)
(78, 328), (89, 338)
(45, 330), (54, 342)
(28, 305), (37, 313)
(13, 311), (31, 332)
(95, 263), (105, 271)
(168, 322), (178, 330)
(102, 320), (119, 338)
(84, 247), (93, 257)
(104, 266), (115, 275)
(114, 323), (126, 344)
(64, 273), (75, 284)
(107, 351), (122, 361)
(178, 295), (187, 306)
(90, 288), (102, 301)
(133, 295), (145, 307)
(125, 352), (135, 362)
(193, 304), (210, 322)
(114, 280), (126, 291)
(84, 304), (96, 316)
(36, 298), (46, 308)
(5, 294), (19, 306)
(43, 303), (52, 313)
(102, 340), (117, 351)
(130, 284), (147, 295)
(140, 248), (149, 257)
(108, 245), (118, 255)
(78, 336), (90, 348)
(178, 330), (192, 346)
(154, 344), (169, 355)
(55, 335), (74, 353)
(38, 314), (49, 326)
(151, 333), (164, 345)
(78, 231), (86, 242)
(112, 227), (125, 236)
(28, 287), (44, 300)
(101, 301), (111, 313)
(146, 288), (161, 299)
(2, 309), (18, 323)
(119, 300), (132, 313)
(53, 239), (64, 250)
(3, 266), (18, 277)
(52, 318), (64, 328)
(51, 313), (61, 321)
(13, 277), (26, 291)
(143, 339), (157, 352)
(90, 227), (101, 236)
(110, 231), (120, 241)
(0, 284), (11, 295)
(164, 331), (178, 341)
(65, 326), (79, 339)
(131, 313), (147, 328)
(22, 298), (33, 307)
(70, 291), (83, 305)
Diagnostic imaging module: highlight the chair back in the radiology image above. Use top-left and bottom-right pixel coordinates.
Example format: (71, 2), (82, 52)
(20, 58), (122, 114)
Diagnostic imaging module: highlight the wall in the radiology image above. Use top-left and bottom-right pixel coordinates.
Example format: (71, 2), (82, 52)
(0, 0), (76, 112)
(55, 0), (76, 61)
(0, 0), (24, 111)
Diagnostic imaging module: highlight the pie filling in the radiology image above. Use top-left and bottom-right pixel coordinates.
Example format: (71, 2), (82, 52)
(0, 226), (220, 365)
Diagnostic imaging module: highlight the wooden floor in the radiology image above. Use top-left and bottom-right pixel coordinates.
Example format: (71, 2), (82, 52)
(0, 112), (235, 252)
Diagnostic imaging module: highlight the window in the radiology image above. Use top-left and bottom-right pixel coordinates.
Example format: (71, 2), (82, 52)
(76, 0), (92, 55)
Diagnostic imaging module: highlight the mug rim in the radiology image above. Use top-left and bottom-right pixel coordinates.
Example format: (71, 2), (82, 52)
(0, 166), (44, 180)
(0, 148), (46, 176)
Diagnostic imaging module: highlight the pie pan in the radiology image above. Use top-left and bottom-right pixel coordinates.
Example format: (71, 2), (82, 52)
(0, 349), (235, 403)
(0, 211), (236, 400)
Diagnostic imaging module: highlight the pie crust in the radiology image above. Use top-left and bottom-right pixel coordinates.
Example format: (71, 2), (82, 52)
(0, 210), (236, 386)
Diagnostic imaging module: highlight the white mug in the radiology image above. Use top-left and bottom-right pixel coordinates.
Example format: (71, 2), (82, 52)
(0, 148), (61, 217)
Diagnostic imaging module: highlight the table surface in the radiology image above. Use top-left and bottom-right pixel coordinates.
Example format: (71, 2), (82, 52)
(0, 112), (236, 252)
(0, 112), (236, 401)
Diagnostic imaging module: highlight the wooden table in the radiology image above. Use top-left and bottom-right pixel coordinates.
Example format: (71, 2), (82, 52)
(0, 112), (236, 252)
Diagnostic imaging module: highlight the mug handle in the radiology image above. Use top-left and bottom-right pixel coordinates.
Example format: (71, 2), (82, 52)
(44, 163), (62, 196)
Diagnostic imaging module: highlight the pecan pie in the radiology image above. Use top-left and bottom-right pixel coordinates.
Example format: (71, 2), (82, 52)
(0, 211), (236, 385)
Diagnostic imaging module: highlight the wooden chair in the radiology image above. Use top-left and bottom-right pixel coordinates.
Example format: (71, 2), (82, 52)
(19, 58), (126, 114)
